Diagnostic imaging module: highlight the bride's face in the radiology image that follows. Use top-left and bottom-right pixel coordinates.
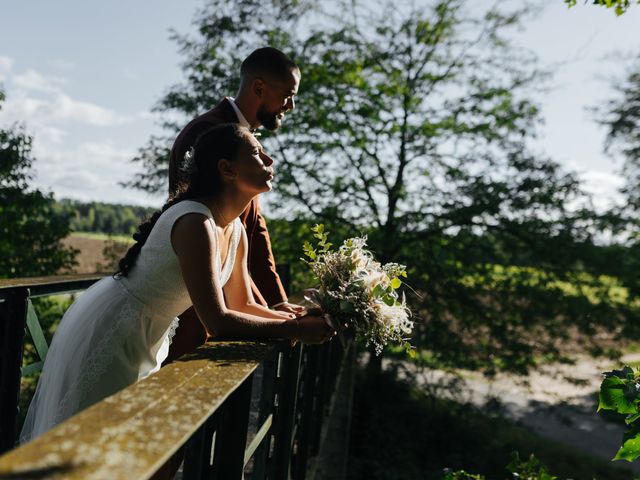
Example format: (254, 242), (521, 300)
(229, 133), (275, 194)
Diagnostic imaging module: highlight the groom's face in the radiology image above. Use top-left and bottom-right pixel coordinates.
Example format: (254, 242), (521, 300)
(256, 68), (300, 131)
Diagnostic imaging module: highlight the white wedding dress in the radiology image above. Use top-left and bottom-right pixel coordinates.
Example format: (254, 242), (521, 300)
(20, 200), (242, 443)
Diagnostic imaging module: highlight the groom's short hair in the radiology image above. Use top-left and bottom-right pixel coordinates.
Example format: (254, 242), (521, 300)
(241, 47), (299, 82)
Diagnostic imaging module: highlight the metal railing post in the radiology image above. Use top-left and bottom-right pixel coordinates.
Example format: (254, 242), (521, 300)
(270, 343), (302, 479)
(0, 287), (29, 454)
(211, 375), (254, 479)
(292, 345), (320, 480)
(251, 351), (278, 479)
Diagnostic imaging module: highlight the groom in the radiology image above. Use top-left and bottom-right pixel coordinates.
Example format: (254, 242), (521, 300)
(165, 47), (304, 363)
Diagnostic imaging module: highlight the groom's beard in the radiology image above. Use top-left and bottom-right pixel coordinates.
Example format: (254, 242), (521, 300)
(256, 107), (282, 131)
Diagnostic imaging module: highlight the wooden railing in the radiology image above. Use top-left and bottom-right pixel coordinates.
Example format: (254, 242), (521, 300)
(0, 275), (355, 479)
(0, 274), (104, 453)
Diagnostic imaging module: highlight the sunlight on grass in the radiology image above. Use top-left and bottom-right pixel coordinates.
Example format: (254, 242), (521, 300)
(459, 264), (636, 307)
(71, 231), (133, 243)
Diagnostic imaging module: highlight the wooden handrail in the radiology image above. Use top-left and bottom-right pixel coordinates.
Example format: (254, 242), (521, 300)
(0, 341), (277, 479)
(0, 274), (104, 300)
(0, 272), (354, 479)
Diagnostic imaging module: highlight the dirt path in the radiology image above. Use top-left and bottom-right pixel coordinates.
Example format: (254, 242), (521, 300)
(388, 354), (640, 474)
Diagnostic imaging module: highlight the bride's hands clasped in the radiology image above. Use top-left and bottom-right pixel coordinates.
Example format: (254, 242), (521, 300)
(293, 311), (336, 344)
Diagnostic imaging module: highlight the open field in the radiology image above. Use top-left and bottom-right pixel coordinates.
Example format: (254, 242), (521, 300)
(62, 232), (132, 274)
(69, 231), (133, 243)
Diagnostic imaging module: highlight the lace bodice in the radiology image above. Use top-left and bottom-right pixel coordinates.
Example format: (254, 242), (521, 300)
(122, 200), (242, 317)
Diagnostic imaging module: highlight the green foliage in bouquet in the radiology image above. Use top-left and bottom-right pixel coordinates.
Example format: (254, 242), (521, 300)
(598, 365), (640, 461)
(303, 224), (414, 357)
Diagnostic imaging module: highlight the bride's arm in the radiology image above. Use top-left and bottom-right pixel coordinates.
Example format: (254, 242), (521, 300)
(224, 227), (295, 320)
(172, 213), (326, 342)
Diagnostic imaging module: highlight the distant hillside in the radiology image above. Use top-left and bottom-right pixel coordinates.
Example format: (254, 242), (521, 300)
(55, 199), (156, 236)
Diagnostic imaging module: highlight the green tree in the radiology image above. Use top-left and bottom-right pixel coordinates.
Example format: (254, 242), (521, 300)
(128, 0), (636, 373)
(593, 57), (640, 300)
(564, 0), (639, 15)
(0, 91), (77, 278)
(601, 60), (640, 215)
(56, 199), (155, 235)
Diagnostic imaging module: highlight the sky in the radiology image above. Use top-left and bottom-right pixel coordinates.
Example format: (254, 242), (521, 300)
(0, 1), (639, 209)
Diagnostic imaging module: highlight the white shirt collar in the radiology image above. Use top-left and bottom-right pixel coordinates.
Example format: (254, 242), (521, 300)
(227, 97), (251, 128)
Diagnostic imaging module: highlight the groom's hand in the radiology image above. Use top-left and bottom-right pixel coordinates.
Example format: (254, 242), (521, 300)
(273, 301), (306, 315)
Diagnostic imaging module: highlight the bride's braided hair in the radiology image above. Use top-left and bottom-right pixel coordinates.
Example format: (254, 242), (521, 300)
(116, 123), (249, 277)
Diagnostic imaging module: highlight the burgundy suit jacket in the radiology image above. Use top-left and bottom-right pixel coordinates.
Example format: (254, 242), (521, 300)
(169, 98), (288, 306)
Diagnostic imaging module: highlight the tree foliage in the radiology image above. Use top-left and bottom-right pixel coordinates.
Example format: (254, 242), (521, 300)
(0, 91), (77, 278)
(130, 0), (639, 373)
(602, 57), (640, 215)
(56, 199), (155, 235)
(593, 56), (640, 299)
(564, 0), (639, 15)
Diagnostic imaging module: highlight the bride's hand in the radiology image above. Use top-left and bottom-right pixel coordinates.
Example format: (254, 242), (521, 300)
(274, 301), (306, 315)
(272, 310), (296, 319)
(294, 313), (336, 344)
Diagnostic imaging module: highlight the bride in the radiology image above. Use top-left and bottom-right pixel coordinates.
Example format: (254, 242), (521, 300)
(20, 123), (334, 443)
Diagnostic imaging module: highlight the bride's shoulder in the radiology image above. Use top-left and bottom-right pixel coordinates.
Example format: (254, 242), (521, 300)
(163, 199), (212, 218)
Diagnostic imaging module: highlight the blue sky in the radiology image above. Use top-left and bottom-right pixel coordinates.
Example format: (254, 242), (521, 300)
(0, 1), (639, 209)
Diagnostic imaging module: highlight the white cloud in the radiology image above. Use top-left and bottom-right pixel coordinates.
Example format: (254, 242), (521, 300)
(52, 93), (131, 126)
(0, 64), (131, 128)
(0, 55), (13, 71)
(580, 169), (625, 211)
(0, 60), (158, 206)
(29, 139), (161, 206)
(0, 54), (13, 82)
(13, 69), (66, 93)
(0, 89), (131, 128)
(39, 126), (67, 145)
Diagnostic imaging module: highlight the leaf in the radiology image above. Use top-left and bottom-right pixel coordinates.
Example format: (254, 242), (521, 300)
(614, 425), (640, 462)
(319, 241), (333, 253)
(303, 241), (317, 260)
(383, 295), (395, 306)
(372, 284), (386, 298)
(598, 376), (638, 414)
(390, 277), (402, 289)
(626, 412), (640, 425)
(604, 366), (635, 381)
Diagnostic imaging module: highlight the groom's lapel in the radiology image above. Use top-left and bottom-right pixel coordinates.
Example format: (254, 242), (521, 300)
(213, 98), (241, 124)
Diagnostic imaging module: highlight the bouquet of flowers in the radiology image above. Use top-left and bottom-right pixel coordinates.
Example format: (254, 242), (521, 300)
(302, 224), (414, 356)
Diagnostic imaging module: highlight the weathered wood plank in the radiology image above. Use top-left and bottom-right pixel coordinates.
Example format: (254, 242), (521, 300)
(0, 274), (104, 301)
(0, 274), (104, 290)
(0, 341), (277, 480)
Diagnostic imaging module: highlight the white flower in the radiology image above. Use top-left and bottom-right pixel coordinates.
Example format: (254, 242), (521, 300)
(350, 248), (369, 270)
(373, 301), (412, 333)
(360, 270), (390, 292)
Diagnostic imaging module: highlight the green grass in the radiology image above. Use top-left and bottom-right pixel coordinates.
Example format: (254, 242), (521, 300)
(459, 264), (635, 307)
(348, 369), (636, 480)
(71, 231), (133, 243)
